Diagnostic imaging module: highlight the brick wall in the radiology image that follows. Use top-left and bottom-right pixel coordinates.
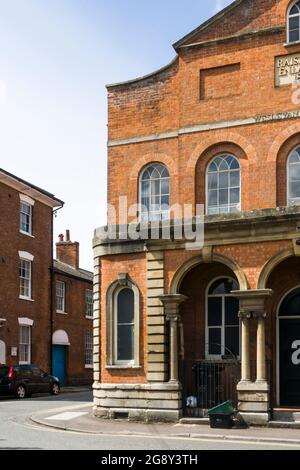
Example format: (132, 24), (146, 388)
(0, 182), (53, 371)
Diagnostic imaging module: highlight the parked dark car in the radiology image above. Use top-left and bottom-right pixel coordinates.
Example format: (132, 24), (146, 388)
(0, 364), (60, 399)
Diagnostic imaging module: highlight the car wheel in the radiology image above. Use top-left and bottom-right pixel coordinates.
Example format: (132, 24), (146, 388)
(51, 383), (60, 395)
(16, 385), (27, 399)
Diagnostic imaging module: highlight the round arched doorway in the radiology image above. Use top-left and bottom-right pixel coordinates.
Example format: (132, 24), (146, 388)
(278, 287), (300, 407)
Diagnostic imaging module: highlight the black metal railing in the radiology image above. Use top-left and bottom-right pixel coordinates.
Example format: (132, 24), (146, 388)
(181, 359), (273, 418)
(181, 359), (241, 418)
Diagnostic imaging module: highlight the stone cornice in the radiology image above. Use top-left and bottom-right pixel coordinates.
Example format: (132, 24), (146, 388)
(93, 207), (300, 257)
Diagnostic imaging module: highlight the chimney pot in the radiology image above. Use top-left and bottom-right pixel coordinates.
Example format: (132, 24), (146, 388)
(58, 234), (64, 242)
(66, 230), (70, 242)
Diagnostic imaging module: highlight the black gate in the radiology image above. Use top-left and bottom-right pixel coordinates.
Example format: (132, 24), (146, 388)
(181, 360), (241, 418)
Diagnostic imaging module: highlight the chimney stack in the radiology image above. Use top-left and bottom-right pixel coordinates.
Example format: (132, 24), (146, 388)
(56, 230), (79, 270)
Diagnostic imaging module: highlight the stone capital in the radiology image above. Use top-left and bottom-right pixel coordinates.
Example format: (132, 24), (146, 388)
(252, 311), (267, 320)
(232, 289), (273, 317)
(238, 310), (252, 320)
(159, 294), (187, 318)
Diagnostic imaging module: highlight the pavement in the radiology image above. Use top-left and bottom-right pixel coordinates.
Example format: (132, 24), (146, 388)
(30, 401), (300, 446)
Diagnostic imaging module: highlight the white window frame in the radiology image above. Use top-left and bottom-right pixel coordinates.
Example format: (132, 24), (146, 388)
(114, 286), (135, 366)
(19, 257), (32, 301)
(20, 202), (33, 236)
(139, 163), (170, 222)
(84, 332), (93, 368)
(205, 277), (240, 361)
(206, 154), (241, 215)
(19, 325), (31, 365)
(287, 1), (300, 44)
(287, 146), (300, 206)
(85, 289), (93, 319)
(106, 279), (140, 368)
(56, 281), (66, 313)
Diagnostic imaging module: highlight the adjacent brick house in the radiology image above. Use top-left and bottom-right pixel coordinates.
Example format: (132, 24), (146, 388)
(0, 168), (63, 371)
(94, 0), (300, 425)
(53, 231), (93, 386)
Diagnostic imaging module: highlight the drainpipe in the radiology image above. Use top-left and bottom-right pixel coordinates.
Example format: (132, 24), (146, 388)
(50, 205), (63, 374)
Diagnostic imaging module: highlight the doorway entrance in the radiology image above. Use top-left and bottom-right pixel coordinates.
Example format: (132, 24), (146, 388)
(279, 287), (300, 407)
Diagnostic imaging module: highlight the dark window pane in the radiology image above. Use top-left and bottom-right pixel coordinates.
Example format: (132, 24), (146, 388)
(117, 289), (134, 324)
(209, 329), (221, 355)
(289, 181), (300, 198)
(208, 173), (217, 190)
(290, 29), (300, 42)
(161, 179), (169, 195)
(225, 326), (240, 358)
(208, 190), (217, 206)
(290, 16), (300, 30)
(290, 5), (299, 15)
(225, 297), (240, 325)
(279, 288), (300, 316)
(209, 278), (238, 295)
(289, 163), (300, 181)
(219, 171), (229, 189)
(117, 324), (134, 361)
(230, 170), (240, 187)
(208, 298), (222, 326)
(219, 189), (228, 205)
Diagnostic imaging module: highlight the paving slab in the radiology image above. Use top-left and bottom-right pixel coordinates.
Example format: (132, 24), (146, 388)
(30, 404), (300, 445)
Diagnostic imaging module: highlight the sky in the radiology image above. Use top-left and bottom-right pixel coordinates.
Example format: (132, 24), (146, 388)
(0, 0), (232, 270)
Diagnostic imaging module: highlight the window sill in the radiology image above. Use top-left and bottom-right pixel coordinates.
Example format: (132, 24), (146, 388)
(85, 315), (93, 320)
(284, 41), (300, 47)
(19, 296), (34, 302)
(85, 364), (93, 369)
(56, 310), (68, 315)
(20, 230), (35, 238)
(106, 365), (141, 370)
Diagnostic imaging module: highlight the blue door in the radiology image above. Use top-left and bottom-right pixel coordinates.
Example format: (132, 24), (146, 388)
(52, 346), (66, 386)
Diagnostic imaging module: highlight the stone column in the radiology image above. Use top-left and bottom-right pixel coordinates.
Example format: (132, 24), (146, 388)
(239, 310), (251, 383)
(231, 289), (273, 426)
(159, 295), (187, 384)
(254, 312), (267, 382)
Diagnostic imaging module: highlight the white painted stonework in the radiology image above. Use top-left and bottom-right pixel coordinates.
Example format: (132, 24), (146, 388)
(0, 340), (6, 364)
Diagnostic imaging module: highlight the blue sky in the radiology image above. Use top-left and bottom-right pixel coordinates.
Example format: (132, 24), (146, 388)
(0, 0), (231, 269)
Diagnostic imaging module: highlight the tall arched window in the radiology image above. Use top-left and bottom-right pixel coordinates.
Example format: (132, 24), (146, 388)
(288, 1), (300, 43)
(106, 278), (140, 367)
(206, 278), (240, 360)
(206, 155), (241, 215)
(115, 288), (135, 363)
(140, 164), (170, 221)
(288, 147), (300, 205)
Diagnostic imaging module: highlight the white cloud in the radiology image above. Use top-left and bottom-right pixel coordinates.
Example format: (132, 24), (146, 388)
(213, 0), (226, 14)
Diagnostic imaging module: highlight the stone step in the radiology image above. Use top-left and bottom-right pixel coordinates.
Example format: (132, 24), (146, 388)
(272, 410), (300, 422)
(268, 421), (300, 429)
(179, 418), (209, 425)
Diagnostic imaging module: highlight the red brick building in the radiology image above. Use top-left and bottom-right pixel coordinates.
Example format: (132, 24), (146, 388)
(93, 0), (300, 425)
(0, 168), (63, 372)
(53, 231), (93, 386)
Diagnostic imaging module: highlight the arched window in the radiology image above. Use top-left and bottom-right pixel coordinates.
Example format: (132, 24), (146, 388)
(206, 278), (240, 360)
(288, 1), (300, 43)
(206, 155), (241, 215)
(288, 147), (300, 205)
(140, 163), (170, 221)
(115, 288), (135, 363)
(106, 278), (140, 367)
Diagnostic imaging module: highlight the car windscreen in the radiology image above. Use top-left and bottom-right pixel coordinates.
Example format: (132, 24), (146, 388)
(0, 367), (9, 378)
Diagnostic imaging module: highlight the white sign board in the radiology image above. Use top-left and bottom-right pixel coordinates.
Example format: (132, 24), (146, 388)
(275, 53), (300, 86)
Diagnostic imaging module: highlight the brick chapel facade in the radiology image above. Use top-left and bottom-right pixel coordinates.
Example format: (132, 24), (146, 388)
(93, 0), (300, 425)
